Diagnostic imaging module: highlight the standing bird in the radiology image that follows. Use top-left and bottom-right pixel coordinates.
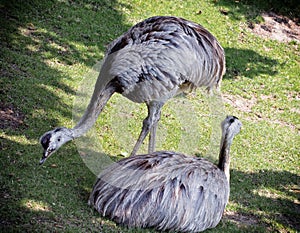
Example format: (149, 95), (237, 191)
(39, 16), (225, 165)
(89, 116), (242, 232)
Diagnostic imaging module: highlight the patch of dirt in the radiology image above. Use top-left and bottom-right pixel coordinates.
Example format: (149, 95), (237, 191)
(223, 94), (257, 113)
(223, 94), (299, 132)
(224, 210), (260, 226)
(250, 12), (300, 43)
(0, 103), (26, 130)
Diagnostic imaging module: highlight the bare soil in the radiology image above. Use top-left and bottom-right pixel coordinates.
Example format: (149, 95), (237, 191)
(224, 210), (260, 227)
(222, 94), (299, 132)
(250, 12), (300, 43)
(0, 103), (26, 130)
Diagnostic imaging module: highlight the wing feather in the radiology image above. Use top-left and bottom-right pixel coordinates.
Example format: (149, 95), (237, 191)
(89, 151), (229, 232)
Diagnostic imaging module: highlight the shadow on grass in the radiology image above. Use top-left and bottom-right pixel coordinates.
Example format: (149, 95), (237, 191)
(224, 47), (278, 79)
(212, 0), (300, 22)
(1, 128), (299, 232)
(0, 0), (128, 231)
(0, 0), (131, 138)
(0, 136), (108, 231)
(0, 0), (295, 232)
(229, 168), (300, 231)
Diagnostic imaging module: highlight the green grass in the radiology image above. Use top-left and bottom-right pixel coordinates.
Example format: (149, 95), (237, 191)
(1, 0), (299, 232)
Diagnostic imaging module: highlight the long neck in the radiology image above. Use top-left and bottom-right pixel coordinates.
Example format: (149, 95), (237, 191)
(71, 80), (116, 138)
(218, 132), (233, 182)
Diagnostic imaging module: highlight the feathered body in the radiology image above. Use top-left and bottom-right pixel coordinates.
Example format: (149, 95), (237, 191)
(89, 152), (228, 232)
(39, 16), (225, 164)
(89, 116), (242, 232)
(105, 16), (225, 103)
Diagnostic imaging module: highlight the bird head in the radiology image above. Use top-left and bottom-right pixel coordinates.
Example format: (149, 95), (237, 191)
(221, 116), (242, 140)
(39, 127), (73, 165)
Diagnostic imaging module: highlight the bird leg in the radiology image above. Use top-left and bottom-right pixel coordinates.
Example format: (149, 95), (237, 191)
(148, 119), (158, 154)
(130, 101), (163, 156)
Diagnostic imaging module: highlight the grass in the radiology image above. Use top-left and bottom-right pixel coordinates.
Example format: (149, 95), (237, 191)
(0, 0), (299, 232)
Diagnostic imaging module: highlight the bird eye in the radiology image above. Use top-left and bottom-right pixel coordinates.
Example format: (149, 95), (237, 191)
(229, 118), (235, 123)
(57, 138), (61, 142)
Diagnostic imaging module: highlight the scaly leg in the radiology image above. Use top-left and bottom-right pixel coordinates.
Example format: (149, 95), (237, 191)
(148, 114), (160, 154)
(130, 101), (163, 156)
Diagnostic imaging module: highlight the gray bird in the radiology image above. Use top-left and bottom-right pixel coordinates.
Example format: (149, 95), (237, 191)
(39, 16), (225, 165)
(89, 116), (242, 232)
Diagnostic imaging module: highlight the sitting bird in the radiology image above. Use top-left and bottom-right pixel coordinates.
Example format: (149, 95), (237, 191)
(88, 116), (242, 232)
(39, 16), (225, 165)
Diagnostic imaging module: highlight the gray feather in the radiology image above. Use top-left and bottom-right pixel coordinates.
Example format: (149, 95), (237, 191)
(89, 116), (242, 232)
(89, 152), (229, 232)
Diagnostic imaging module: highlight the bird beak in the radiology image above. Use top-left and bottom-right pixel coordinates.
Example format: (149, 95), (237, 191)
(39, 149), (53, 165)
(39, 156), (47, 165)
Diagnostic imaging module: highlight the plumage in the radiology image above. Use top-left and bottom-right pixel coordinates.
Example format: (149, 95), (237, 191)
(39, 16), (225, 164)
(89, 116), (242, 232)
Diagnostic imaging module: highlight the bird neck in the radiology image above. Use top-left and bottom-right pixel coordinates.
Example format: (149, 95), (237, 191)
(71, 80), (116, 138)
(218, 132), (233, 182)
